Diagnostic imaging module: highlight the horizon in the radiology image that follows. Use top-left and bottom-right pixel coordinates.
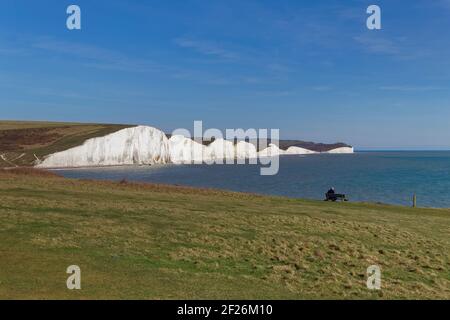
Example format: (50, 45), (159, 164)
(1, 0), (449, 149)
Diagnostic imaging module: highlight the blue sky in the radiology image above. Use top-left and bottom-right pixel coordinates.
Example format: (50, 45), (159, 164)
(1, 0), (450, 149)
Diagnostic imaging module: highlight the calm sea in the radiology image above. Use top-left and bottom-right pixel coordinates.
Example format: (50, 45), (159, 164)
(54, 151), (450, 208)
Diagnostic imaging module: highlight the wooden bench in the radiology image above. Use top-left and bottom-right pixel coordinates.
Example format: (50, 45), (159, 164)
(325, 193), (348, 202)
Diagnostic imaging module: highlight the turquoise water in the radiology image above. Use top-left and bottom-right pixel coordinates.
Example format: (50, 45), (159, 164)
(55, 151), (450, 208)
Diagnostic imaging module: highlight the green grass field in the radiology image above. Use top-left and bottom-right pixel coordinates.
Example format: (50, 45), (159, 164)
(0, 121), (133, 167)
(0, 169), (448, 299)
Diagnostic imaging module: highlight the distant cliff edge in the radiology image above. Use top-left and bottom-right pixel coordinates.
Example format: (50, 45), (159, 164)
(0, 121), (353, 168)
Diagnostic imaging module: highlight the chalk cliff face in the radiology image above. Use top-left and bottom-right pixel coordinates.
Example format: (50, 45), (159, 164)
(285, 146), (317, 155)
(235, 141), (258, 159)
(36, 125), (353, 168)
(169, 137), (260, 164)
(326, 147), (354, 154)
(36, 126), (171, 168)
(258, 144), (286, 157)
(203, 139), (235, 163)
(169, 135), (205, 164)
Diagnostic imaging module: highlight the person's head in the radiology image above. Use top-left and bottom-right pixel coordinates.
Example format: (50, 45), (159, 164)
(331, 187), (335, 191)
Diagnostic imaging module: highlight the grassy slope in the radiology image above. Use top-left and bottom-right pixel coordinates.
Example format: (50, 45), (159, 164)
(0, 170), (448, 299)
(0, 121), (134, 167)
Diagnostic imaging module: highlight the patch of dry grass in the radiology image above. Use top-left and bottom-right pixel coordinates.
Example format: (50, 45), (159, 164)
(0, 167), (61, 178)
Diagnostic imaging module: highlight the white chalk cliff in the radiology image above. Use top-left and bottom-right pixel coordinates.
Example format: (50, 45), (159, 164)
(286, 146), (317, 155)
(235, 141), (258, 159)
(326, 147), (354, 154)
(36, 126), (171, 168)
(204, 139), (236, 163)
(169, 136), (259, 164)
(36, 126), (353, 168)
(258, 144), (286, 157)
(169, 135), (205, 164)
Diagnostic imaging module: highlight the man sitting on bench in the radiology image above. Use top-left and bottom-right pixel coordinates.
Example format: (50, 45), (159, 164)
(325, 187), (348, 202)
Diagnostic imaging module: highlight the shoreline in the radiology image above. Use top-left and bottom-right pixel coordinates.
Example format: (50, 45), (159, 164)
(35, 152), (355, 170)
(6, 166), (449, 210)
(4, 150), (450, 210)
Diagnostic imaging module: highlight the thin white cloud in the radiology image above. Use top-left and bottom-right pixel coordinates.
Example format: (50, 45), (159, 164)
(439, 0), (450, 9)
(353, 34), (432, 61)
(311, 86), (332, 92)
(174, 38), (239, 60)
(267, 63), (292, 73)
(0, 47), (26, 55)
(379, 85), (442, 92)
(353, 35), (400, 55)
(32, 38), (160, 73)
